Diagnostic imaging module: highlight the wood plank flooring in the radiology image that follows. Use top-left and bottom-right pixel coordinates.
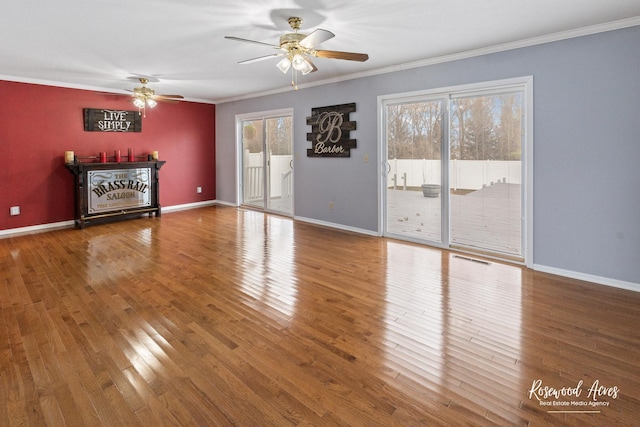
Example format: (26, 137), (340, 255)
(1, 206), (639, 426)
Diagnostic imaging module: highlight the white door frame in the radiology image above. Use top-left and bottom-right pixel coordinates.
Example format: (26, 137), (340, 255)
(235, 108), (294, 215)
(377, 76), (533, 266)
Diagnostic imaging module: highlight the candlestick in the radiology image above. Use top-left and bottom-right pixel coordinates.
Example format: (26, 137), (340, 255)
(114, 149), (121, 162)
(128, 148), (134, 162)
(64, 151), (74, 164)
(99, 152), (107, 163)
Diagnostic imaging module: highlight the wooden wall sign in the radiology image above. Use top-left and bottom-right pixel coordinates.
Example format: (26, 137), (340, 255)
(306, 103), (357, 157)
(83, 108), (142, 132)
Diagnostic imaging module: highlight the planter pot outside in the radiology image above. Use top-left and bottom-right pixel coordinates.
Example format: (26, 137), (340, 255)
(421, 184), (441, 198)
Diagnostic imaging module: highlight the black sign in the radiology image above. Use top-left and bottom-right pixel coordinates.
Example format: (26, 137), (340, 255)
(306, 103), (356, 157)
(84, 108), (142, 132)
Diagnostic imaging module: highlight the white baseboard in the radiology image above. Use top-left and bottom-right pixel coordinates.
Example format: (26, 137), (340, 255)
(0, 220), (75, 238)
(213, 200), (237, 208)
(294, 215), (379, 237)
(533, 264), (640, 293)
(0, 201), (219, 238)
(163, 200), (217, 213)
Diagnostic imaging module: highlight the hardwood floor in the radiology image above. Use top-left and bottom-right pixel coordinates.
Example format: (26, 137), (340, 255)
(1, 206), (639, 426)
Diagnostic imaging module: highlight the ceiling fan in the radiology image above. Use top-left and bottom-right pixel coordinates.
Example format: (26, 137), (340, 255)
(225, 17), (369, 88)
(129, 78), (184, 115)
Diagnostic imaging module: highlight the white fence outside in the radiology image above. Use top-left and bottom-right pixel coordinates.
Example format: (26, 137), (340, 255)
(244, 151), (293, 200)
(388, 159), (521, 190)
(245, 154), (521, 199)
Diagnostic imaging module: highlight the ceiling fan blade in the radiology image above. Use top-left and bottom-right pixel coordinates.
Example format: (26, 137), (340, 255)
(314, 50), (369, 62)
(299, 29), (334, 49)
(152, 97), (180, 104)
(224, 36), (278, 48)
(238, 53), (285, 64)
(154, 94), (184, 99)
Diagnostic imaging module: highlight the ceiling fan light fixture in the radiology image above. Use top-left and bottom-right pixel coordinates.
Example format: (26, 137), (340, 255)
(226, 16), (369, 88)
(146, 99), (157, 108)
(276, 57), (291, 74)
(292, 54), (313, 75)
(133, 97), (145, 108)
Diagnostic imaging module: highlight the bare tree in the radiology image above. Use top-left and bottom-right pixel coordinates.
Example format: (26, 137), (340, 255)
(243, 121), (263, 153)
(450, 98), (472, 160)
(497, 94), (522, 160)
(265, 116), (292, 155)
(387, 101), (442, 160)
(387, 93), (522, 162)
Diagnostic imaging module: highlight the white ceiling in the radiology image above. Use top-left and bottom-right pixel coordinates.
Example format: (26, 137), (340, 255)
(2, 1), (639, 104)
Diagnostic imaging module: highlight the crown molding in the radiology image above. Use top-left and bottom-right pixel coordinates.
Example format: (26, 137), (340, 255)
(216, 16), (640, 104)
(2, 17), (638, 105)
(0, 75), (216, 105)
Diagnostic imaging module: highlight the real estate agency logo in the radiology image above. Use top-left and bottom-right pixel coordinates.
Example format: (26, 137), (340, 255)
(527, 378), (620, 414)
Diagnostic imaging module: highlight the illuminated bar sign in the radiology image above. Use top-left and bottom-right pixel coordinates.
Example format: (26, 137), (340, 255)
(83, 108), (142, 132)
(306, 102), (357, 157)
(88, 168), (151, 214)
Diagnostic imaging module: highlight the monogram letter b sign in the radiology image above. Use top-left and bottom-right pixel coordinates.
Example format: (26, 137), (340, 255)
(306, 103), (357, 157)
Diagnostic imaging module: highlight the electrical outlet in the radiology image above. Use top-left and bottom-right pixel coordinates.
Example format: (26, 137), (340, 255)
(196, 186), (202, 193)
(10, 206), (20, 216)
(329, 201), (334, 210)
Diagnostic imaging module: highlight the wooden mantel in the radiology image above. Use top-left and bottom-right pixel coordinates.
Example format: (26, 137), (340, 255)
(65, 160), (165, 229)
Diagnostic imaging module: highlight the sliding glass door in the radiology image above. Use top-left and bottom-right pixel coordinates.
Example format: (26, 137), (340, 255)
(381, 79), (529, 261)
(239, 109), (293, 216)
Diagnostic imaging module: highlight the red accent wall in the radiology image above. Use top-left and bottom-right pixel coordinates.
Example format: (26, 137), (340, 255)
(0, 80), (216, 231)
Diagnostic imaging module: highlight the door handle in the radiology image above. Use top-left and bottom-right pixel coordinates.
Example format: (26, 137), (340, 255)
(290, 159), (294, 169)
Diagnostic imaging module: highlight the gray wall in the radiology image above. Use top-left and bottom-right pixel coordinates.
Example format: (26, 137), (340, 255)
(216, 25), (640, 286)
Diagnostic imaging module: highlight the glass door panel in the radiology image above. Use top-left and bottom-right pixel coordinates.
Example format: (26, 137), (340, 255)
(265, 116), (293, 215)
(449, 92), (523, 256)
(241, 119), (265, 209)
(385, 99), (443, 243)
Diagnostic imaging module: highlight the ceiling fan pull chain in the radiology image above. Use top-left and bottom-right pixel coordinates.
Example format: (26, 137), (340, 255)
(291, 66), (297, 90)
